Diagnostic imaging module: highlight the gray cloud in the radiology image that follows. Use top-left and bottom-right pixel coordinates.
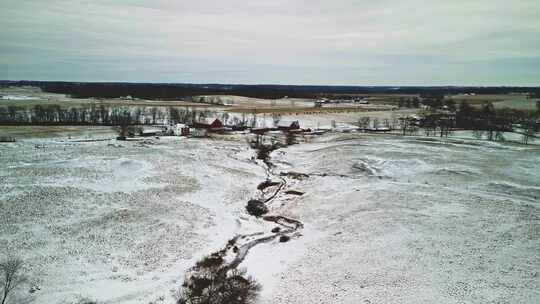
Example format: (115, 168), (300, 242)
(1, 0), (539, 85)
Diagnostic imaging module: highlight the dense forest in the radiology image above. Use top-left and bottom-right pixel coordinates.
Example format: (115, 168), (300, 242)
(2, 81), (539, 100)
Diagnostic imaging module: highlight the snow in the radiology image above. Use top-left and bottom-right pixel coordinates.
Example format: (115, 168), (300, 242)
(1, 95), (37, 100)
(1, 131), (539, 303)
(0, 86), (70, 102)
(245, 133), (540, 303)
(0, 137), (266, 304)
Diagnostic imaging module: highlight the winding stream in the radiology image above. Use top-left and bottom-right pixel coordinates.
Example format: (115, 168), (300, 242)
(223, 143), (304, 270)
(176, 139), (305, 303)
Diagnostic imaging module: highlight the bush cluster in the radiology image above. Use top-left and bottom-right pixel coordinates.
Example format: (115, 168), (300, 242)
(177, 252), (261, 304)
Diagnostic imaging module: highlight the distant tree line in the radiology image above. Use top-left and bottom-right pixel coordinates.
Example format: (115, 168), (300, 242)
(40, 83), (320, 100)
(455, 102), (510, 139)
(424, 101), (539, 143)
(397, 97), (421, 108)
(3, 81), (540, 100)
(423, 97), (457, 111)
(0, 104), (265, 130)
(0, 104), (222, 126)
(528, 92), (540, 99)
(358, 100), (539, 143)
(397, 95), (458, 111)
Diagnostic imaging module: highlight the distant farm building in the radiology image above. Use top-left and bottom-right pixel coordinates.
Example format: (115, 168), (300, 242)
(139, 127), (164, 137)
(232, 125), (249, 131)
(354, 98), (369, 104)
(251, 127), (272, 135)
(277, 120), (300, 131)
(174, 124), (190, 136)
(317, 98), (330, 104)
(193, 118), (224, 132)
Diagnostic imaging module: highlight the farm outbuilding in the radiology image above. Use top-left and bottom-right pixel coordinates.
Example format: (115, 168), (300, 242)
(174, 124), (190, 136)
(193, 118), (224, 132)
(251, 127), (272, 135)
(277, 120), (300, 131)
(139, 127), (164, 137)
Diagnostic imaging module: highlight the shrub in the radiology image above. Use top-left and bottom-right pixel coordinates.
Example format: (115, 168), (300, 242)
(279, 235), (290, 243)
(0, 136), (16, 142)
(247, 136), (281, 165)
(257, 180), (280, 191)
(245, 200), (268, 217)
(194, 254), (224, 270)
(279, 171), (309, 180)
(284, 190), (304, 196)
(177, 267), (261, 304)
(0, 136), (16, 143)
(1, 257), (25, 304)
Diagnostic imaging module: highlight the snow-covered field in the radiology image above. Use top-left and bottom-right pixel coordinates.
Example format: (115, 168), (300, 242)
(1, 132), (539, 303)
(246, 134), (540, 303)
(0, 136), (266, 303)
(0, 86), (70, 102)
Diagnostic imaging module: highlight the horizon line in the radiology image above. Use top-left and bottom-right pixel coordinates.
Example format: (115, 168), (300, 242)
(1, 79), (539, 89)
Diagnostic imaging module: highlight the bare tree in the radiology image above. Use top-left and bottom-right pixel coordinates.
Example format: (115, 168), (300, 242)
(372, 117), (379, 130)
(399, 116), (418, 135)
(150, 107), (158, 124)
(250, 111), (258, 128)
(272, 113), (281, 127)
(115, 124), (130, 140)
(473, 129), (484, 139)
(114, 121), (140, 140)
(383, 118), (391, 129)
(358, 117), (370, 131)
(1, 257), (25, 304)
(522, 119), (538, 144)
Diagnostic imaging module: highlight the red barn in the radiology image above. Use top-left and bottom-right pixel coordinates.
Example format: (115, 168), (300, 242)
(193, 118), (224, 132)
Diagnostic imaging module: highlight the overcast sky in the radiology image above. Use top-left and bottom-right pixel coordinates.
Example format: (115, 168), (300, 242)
(1, 0), (539, 85)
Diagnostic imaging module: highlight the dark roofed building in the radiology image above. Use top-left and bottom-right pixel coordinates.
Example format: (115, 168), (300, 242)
(193, 118), (224, 132)
(277, 120), (300, 131)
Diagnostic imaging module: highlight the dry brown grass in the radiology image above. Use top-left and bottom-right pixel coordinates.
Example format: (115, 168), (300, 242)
(0, 125), (114, 138)
(225, 106), (388, 114)
(447, 94), (537, 110)
(447, 94), (513, 104)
